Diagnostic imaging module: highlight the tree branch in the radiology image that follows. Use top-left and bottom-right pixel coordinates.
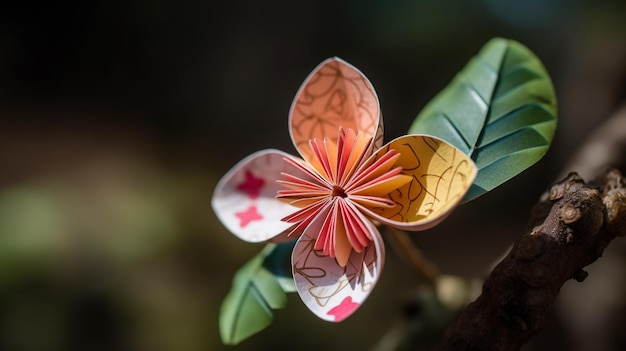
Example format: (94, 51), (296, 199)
(435, 169), (626, 351)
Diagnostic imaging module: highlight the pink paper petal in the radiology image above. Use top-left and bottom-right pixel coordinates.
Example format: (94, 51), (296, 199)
(338, 200), (372, 252)
(288, 57), (383, 163)
(345, 148), (401, 192)
(211, 149), (310, 242)
(292, 214), (384, 322)
(337, 128), (372, 187)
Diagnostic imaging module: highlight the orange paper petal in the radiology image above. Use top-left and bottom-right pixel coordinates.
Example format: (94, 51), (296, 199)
(289, 58), (382, 162)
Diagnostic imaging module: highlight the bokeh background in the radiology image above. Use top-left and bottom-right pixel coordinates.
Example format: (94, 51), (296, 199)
(1, 1), (626, 350)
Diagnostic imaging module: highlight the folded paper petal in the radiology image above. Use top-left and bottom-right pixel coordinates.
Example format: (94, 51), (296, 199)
(355, 135), (477, 231)
(292, 210), (384, 322)
(212, 149), (311, 242)
(289, 57), (383, 163)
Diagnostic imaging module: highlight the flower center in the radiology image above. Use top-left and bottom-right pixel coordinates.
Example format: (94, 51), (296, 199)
(331, 185), (347, 198)
(276, 126), (412, 267)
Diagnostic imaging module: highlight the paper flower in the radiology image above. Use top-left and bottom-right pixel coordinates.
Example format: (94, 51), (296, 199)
(212, 58), (477, 322)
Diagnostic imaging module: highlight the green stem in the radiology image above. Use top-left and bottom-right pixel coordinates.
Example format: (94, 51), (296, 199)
(385, 226), (439, 286)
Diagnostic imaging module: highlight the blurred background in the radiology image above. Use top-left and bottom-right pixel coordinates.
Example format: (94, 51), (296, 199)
(1, 0), (626, 350)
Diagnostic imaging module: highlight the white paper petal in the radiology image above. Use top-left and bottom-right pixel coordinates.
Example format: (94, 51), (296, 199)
(211, 149), (306, 242)
(291, 214), (385, 322)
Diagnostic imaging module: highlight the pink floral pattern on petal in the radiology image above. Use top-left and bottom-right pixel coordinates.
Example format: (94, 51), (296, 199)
(235, 205), (263, 227)
(292, 215), (384, 322)
(212, 149), (311, 242)
(237, 170), (265, 199)
(327, 297), (360, 322)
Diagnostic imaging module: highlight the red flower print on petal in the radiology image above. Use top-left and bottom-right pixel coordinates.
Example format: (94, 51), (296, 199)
(237, 170), (265, 199)
(235, 205), (263, 228)
(327, 296), (360, 322)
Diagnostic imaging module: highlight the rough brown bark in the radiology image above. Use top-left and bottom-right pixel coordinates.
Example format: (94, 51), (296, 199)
(435, 169), (626, 351)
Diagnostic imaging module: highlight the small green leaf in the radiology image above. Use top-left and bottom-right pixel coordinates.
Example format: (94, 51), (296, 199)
(263, 240), (296, 292)
(409, 38), (557, 201)
(219, 242), (295, 345)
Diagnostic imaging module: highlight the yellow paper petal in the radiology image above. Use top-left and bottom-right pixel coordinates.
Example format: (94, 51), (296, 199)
(359, 135), (477, 231)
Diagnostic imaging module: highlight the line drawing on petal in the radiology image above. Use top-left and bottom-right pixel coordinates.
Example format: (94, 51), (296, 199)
(448, 160), (473, 202)
(422, 168), (452, 205)
(397, 141), (422, 171)
(421, 135), (447, 162)
(308, 278), (350, 308)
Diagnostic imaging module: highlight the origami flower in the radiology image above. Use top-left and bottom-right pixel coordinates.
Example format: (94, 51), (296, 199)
(212, 58), (477, 322)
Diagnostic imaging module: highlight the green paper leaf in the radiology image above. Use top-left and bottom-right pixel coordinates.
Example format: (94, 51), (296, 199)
(409, 37), (557, 201)
(219, 241), (295, 345)
(263, 240), (297, 293)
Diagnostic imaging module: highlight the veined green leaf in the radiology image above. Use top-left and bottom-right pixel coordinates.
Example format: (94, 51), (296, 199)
(219, 241), (295, 345)
(409, 38), (557, 201)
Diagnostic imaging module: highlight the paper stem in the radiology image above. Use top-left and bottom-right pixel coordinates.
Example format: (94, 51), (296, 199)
(385, 226), (439, 286)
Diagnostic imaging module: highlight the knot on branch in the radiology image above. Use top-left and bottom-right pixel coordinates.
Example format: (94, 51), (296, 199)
(558, 204), (581, 224)
(532, 172), (604, 246)
(599, 169), (626, 237)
